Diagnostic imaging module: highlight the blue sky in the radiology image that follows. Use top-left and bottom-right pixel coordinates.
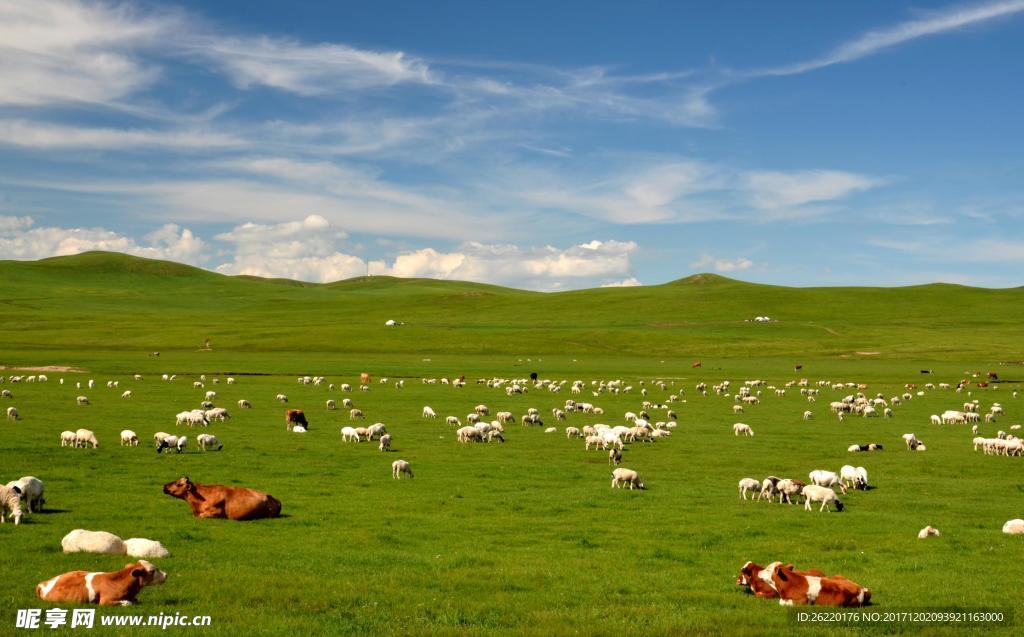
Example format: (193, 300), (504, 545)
(1, 0), (1023, 289)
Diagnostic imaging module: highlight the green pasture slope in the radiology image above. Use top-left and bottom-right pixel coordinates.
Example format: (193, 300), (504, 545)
(1, 251), (1023, 636)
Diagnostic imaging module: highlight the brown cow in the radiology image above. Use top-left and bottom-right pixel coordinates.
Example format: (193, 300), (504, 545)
(285, 409), (308, 430)
(736, 561), (824, 599)
(764, 562), (870, 606)
(162, 476), (281, 520)
(36, 560), (166, 605)
(360, 372), (371, 384)
(692, 361), (702, 368)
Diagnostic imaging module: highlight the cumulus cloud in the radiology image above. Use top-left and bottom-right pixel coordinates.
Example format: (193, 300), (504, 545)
(0, 216), (206, 263)
(601, 277), (643, 287)
(691, 255), (754, 273)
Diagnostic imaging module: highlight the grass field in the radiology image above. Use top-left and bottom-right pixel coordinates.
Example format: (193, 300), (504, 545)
(1, 253), (1022, 636)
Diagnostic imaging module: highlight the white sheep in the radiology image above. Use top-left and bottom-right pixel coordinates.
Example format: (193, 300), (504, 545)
(341, 427), (361, 443)
(6, 406), (18, 420)
(121, 390), (132, 399)
(238, 399), (252, 409)
(349, 408), (365, 420)
(196, 433), (223, 451)
(801, 485), (844, 512)
(379, 434), (392, 452)
(917, 526), (941, 539)
(738, 477), (761, 500)
(275, 393), (289, 403)
(1003, 519), (1024, 534)
(392, 459), (413, 479)
(5, 477), (43, 514)
(326, 399), (337, 410)
(76, 395), (89, 405)
(61, 529), (125, 554)
(422, 406), (437, 419)
(0, 484), (23, 524)
(367, 423), (388, 440)
(445, 416), (460, 426)
(732, 423), (754, 437)
(808, 470), (848, 494)
(120, 430), (139, 447)
(611, 468), (645, 490)
(75, 428), (98, 448)
(803, 410), (813, 420)
(565, 426), (582, 439)
(60, 430), (77, 447)
(123, 538), (171, 558)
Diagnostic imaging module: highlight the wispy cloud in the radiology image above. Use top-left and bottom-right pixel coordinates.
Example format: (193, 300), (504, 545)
(744, 0), (1024, 77)
(691, 255), (754, 273)
(0, 120), (246, 150)
(742, 170), (882, 210)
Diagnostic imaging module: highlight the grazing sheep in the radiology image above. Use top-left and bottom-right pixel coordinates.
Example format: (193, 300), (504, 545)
(803, 410), (813, 421)
(367, 423), (388, 440)
(5, 477), (44, 514)
(275, 394), (288, 403)
(808, 470), (848, 494)
(565, 426), (582, 439)
(76, 396), (89, 405)
(349, 408), (365, 420)
(738, 477), (761, 500)
(379, 434), (392, 452)
(611, 468), (645, 490)
(0, 484), (23, 524)
(1002, 519), (1024, 534)
(917, 526), (941, 539)
(120, 430), (139, 447)
(608, 448), (622, 465)
(196, 433), (222, 451)
(902, 433), (919, 449)
(61, 529), (125, 554)
(930, 415), (942, 426)
(326, 399), (337, 410)
(392, 459), (413, 479)
(474, 404), (490, 416)
(123, 538), (171, 558)
(59, 431), (76, 447)
(1, 389), (12, 398)
(733, 423), (754, 437)
(341, 427), (361, 443)
(776, 479), (806, 504)
(121, 390), (132, 399)
(801, 485), (844, 512)
(75, 428), (99, 448)
(6, 406), (18, 420)
(758, 476), (781, 502)
(422, 406), (436, 419)
(238, 399), (252, 409)
(446, 416), (461, 426)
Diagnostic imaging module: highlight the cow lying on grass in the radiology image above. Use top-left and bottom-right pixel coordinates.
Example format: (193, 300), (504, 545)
(36, 561), (166, 605)
(162, 476), (281, 520)
(737, 561), (870, 606)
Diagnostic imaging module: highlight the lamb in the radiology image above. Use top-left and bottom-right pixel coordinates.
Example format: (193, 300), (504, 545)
(123, 538), (171, 558)
(392, 459), (413, 479)
(930, 415), (942, 426)
(378, 434), (392, 452)
(801, 485), (844, 512)
(611, 468), (645, 490)
(121, 390), (132, 399)
(341, 427), (361, 443)
(120, 430), (139, 447)
(75, 428), (99, 448)
(5, 476), (44, 513)
(0, 484), (23, 524)
(196, 433), (223, 451)
(59, 430), (77, 447)
(238, 399), (252, 409)
(1002, 519), (1024, 534)
(738, 477), (761, 500)
(61, 529), (126, 554)
(803, 410), (813, 421)
(808, 470), (848, 494)
(608, 448), (622, 465)
(902, 433), (919, 449)
(205, 408), (230, 422)
(349, 408), (365, 420)
(326, 399), (337, 410)
(565, 426), (582, 439)
(917, 526), (941, 539)
(6, 406), (18, 420)
(422, 406), (436, 419)
(733, 423), (754, 436)
(367, 423), (387, 440)
(76, 395), (89, 405)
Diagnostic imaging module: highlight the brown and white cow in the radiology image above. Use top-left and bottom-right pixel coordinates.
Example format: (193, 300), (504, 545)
(285, 409), (308, 431)
(162, 476), (282, 520)
(36, 560), (166, 605)
(736, 561), (824, 599)
(762, 562), (871, 606)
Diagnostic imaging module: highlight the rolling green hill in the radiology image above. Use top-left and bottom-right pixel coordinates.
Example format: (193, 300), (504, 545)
(1, 252), (1022, 372)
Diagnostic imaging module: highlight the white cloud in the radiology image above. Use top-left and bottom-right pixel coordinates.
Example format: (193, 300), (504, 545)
(748, 0), (1024, 77)
(190, 36), (433, 95)
(0, 0), (173, 107)
(691, 255), (754, 273)
(869, 237), (1024, 262)
(0, 216), (205, 264)
(742, 170), (880, 210)
(601, 277), (643, 287)
(0, 120), (245, 150)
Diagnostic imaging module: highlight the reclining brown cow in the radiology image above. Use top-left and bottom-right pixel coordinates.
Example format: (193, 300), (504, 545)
(162, 476), (281, 520)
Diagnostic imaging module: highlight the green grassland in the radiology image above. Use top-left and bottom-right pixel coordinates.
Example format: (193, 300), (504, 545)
(1, 252), (1023, 636)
